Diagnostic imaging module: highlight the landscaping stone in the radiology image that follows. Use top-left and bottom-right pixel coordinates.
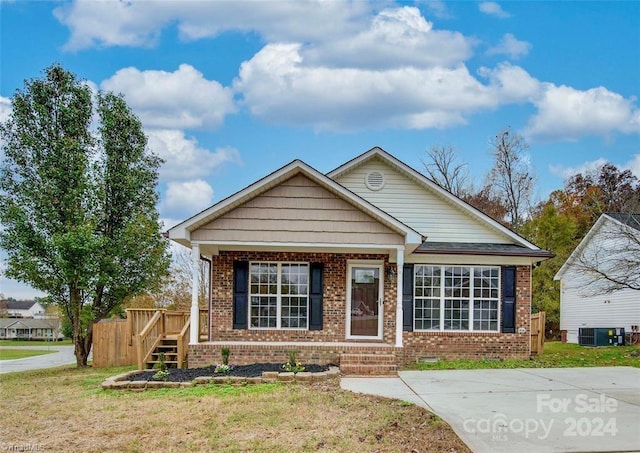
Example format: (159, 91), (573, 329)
(295, 372), (313, 382)
(312, 372), (328, 382)
(128, 381), (148, 389)
(278, 372), (295, 382)
(103, 363), (333, 391)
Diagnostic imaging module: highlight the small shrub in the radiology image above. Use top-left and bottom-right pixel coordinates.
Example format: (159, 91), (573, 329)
(152, 370), (170, 381)
(214, 364), (233, 374)
(283, 350), (305, 373)
(221, 347), (231, 366)
(154, 352), (168, 372)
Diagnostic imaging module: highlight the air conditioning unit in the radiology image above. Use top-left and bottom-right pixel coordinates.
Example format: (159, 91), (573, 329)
(578, 328), (625, 347)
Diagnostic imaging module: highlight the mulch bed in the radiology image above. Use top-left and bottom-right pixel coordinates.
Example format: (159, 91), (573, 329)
(128, 363), (331, 382)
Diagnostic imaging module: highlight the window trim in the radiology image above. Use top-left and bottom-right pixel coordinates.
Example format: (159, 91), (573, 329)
(248, 261), (310, 330)
(413, 264), (501, 333)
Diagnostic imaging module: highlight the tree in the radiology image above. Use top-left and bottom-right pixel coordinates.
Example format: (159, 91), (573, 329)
(0, 64), (170, 366)
(125, 245), (208, 311)
(464, 185), (510, 227)
(521, 201), (577, 337)
(486, 128), (534, 231)
(422, 145), (472, 197)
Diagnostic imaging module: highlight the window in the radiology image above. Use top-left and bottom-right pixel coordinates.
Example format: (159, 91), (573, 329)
(249, 262), (309, 329)
(414, 265), (500, 332)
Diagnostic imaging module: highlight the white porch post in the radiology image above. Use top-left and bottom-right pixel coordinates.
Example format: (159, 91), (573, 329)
(190, 243), (200, 345)
(395, 246), (404, 347)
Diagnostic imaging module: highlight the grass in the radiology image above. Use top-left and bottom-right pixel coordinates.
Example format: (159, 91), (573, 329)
(0, 339), (72, 346)
(407, 341), (640, 371)
(0, 366), (470, 452)
(0, 348), (56, 360)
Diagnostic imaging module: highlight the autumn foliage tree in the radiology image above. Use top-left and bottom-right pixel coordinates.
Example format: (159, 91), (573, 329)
(0, 65), (170, 366)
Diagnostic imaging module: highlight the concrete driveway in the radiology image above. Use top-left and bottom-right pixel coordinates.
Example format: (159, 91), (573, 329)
(341, 367), (640, 453)
(0, 345), (76, 374)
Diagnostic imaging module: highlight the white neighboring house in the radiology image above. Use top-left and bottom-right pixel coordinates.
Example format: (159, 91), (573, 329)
(4, 300), (47, 318)
(554, 213), (640, 344)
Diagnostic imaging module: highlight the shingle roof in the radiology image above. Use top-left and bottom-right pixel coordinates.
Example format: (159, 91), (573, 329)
(0, 318), (60, 329)
(6, 300), (38, 310)
(607, 213), (640, 231)
(415, 242), (555, 258)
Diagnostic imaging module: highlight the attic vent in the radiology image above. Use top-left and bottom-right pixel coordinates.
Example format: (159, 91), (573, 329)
(365, 171), (385, 191)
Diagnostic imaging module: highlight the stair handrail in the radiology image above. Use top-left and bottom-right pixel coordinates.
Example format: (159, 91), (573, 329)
(177, 316), (191, 369)
(136, 310), (164, 370)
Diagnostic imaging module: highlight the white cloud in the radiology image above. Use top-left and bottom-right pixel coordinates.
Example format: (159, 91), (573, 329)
(100, 64), (235, 129)
(54, 0), (370, 51)
(302, 7), (473, 70)
(480, 63), (542, 102)
(0, 96), (11, 122)
(479, 2), (511, 18)
(624, 154), (640, 179)
(162, 180), (214, 218)
(147, 129), (241, 181)
(549, 158), (609, 179)
(425, 0), (453, 19)
(525, 85), (640, 141)
(235, 43), (497, 131)
(487, 33), (531, 59)
(549, 154), (640, 181)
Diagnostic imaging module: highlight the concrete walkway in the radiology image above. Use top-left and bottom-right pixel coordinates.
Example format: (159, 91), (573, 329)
(0, 345), (77, 374)
(341, 367), (640, 453)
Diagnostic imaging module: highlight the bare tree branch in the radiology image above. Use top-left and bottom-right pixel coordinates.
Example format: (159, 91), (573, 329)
(422, 144), (472, 197)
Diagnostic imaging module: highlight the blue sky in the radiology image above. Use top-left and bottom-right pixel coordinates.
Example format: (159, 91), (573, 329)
(1, 0), (638, 299)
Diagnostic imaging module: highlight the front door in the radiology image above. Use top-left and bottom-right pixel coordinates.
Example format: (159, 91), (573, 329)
(347, 263), (383, 339)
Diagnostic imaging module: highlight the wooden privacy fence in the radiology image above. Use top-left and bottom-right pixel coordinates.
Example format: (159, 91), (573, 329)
(531, 311), (546, 355)
(92, 319), (136, 367)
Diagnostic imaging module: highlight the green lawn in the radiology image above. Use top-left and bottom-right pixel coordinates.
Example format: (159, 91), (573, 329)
(0, 348), (56, 360)
(0, 339), (71, 346)
(407, 341), (640, 371)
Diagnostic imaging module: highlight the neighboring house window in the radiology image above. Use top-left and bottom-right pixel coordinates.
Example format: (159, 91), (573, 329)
(414, 265), (500, 332)
(249, 262), (309, 329)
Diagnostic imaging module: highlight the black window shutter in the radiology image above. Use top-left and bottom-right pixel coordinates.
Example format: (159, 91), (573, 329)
(309, 263), (324, 330)
(402, 264), (414, 331)
(501, 266), (516, 333)
(233, 261), (249, 329)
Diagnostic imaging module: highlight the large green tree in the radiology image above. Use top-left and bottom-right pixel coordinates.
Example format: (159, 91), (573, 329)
(0, 64), (170, 366)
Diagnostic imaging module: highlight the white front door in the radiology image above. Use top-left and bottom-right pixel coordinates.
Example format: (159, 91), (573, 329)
(346, 263), (384, 339)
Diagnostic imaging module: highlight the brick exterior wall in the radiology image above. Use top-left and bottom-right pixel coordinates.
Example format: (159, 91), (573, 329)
(210, 251), (396, 343)
(398, 265), (532, 363)
(189, 256), (533, 368)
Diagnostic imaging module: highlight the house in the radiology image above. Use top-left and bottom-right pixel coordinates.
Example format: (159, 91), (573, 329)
(0, 317), (63, 340)
(554, 213), (640, 344)
(168, 147), (552, 373)
(2, 300), (46, 318)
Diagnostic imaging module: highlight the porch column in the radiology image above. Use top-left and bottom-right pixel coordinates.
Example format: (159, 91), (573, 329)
(395, 246), (404, 348)
(189, 243), (200, 345)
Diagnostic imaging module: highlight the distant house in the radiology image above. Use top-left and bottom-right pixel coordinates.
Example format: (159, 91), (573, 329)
(554, 213), (640, 344)
(0, 317), (63, 341)
(3, 300), (47, 318)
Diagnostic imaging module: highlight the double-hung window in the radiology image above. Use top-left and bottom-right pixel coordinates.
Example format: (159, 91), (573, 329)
(414, 265), (500, 332)
(249, 262), (309, 329)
